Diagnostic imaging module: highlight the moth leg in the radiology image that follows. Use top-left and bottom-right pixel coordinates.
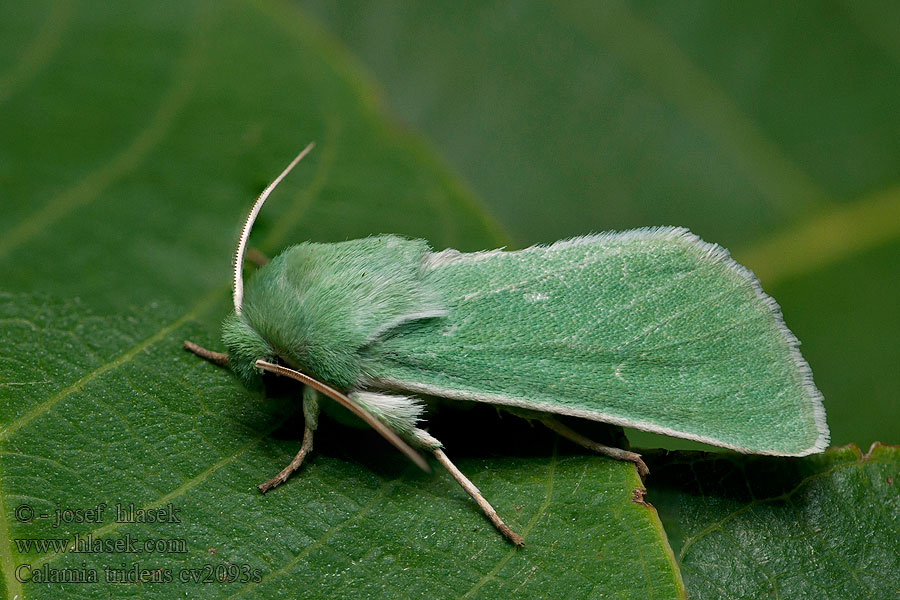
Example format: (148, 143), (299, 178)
(415, 430), (524, 547)
(183, 340), (229, 367)
(258, 387), (321, 493)
(541, 417), (649, 477)
(246, 247), (269, 267)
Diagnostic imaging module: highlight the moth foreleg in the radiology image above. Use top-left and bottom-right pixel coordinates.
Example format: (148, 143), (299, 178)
(416, 430), (524, 547)
(541, 416), (649, 477)
(258, 387), (321, 493)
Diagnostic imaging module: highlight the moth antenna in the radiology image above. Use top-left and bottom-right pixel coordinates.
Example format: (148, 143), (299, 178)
(255, 360), (431, 473)
(233, 142), (315, 315)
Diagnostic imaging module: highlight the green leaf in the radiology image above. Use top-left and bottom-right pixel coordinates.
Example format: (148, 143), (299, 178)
(648, 445), (900, 599)
(0, 293), (683, 598)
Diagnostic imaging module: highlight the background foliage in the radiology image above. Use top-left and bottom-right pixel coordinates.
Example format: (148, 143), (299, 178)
(1, 1), (897, 598)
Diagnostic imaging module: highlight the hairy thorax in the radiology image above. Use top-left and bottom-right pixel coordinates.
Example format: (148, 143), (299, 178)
(222, 235), (445, 389)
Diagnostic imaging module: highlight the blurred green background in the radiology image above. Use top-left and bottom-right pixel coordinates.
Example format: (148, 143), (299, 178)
(2, 0), (897, 452)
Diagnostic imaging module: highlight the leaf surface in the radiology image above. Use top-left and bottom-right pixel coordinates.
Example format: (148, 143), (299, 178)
(0, 293), (684, 599)
(649, 445), (900, 599)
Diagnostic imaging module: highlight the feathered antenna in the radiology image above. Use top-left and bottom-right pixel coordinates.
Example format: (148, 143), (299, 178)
(233, 142), (315, 314)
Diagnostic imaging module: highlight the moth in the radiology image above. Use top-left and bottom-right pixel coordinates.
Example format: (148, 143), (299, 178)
(185, 144), (829, 546)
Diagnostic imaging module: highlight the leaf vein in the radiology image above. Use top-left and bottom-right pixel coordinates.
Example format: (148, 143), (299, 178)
(227, 478), (400, 599)
(0, 288), (221, 442)
(461, 445), (558, 598)
(0, 0), (73, 107)
(561, 0), (828, 211)
(0, 1), (211, 260)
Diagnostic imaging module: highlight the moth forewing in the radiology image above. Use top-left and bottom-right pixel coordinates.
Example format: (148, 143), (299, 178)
(363, 229), (829, 457)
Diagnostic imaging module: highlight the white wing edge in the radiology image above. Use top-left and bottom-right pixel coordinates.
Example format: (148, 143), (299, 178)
(370, 375), (824, 456)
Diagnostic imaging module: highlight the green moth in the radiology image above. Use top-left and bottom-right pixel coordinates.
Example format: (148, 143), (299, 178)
(186, 144), (829, 546)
